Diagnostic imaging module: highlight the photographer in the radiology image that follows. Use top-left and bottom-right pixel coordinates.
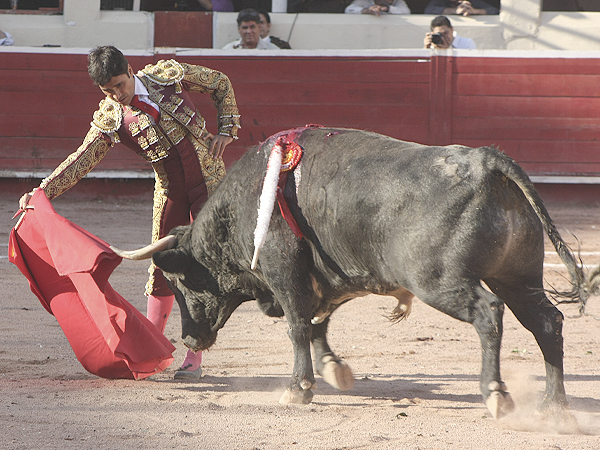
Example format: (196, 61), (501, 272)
(424, 15), (476, 50)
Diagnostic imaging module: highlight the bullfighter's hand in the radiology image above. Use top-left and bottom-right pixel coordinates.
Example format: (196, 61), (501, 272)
(18, 191), (33, 211)
(207, 133), (234, 159)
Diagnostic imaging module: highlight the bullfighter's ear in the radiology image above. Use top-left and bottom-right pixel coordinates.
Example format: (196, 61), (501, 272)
(152, 248), (194, 275)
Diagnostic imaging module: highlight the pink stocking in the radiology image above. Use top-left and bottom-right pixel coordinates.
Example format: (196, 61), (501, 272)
(180, 349), (203, 371)
(146, 294), (174, 334)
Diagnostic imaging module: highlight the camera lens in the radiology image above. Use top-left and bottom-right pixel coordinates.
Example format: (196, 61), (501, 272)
(431, 33), (443, 45)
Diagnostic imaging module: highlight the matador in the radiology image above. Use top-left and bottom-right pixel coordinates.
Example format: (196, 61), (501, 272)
(19, 46), (241, 380)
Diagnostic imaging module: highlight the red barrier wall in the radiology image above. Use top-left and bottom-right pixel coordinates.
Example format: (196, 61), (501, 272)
(1, 51), (599, 183)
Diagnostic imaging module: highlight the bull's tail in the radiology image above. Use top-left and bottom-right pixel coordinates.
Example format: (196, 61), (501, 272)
(484, 147), (592, 314)
(587, 265), (600, 298)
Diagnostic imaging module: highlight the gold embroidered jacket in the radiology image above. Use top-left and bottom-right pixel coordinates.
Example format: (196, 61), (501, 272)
(39, 60), (241, 200)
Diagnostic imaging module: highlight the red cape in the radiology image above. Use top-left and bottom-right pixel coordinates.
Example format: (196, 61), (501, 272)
(8, 190), (175, 380)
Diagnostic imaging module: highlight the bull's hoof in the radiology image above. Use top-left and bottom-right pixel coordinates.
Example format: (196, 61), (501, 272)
(279, 388), (314, 405)
(485, 382), (515, 419)
(320, 355), (354, 391)
(537, 394), (569, 414)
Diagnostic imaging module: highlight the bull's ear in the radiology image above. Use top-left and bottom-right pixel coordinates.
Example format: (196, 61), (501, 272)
(152, 248), (194, 275)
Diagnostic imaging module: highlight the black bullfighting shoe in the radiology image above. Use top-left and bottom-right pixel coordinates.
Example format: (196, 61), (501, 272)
(174, 364), (202, 380)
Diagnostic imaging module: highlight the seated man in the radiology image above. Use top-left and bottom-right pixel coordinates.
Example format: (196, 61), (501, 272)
(424, 0), (498, 16)
(257, 10), (291, 49)
(345, 0), (411, 15)
(424, 15), (476, 49)
(223, 9), (280, 50)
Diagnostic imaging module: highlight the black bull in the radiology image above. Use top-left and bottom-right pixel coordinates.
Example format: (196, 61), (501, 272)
(114, 127), (598, 418)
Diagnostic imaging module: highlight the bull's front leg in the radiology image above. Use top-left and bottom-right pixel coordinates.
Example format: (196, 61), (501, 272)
(279, 316), (316, 404)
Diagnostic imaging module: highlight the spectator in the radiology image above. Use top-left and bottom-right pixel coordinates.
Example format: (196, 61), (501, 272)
(345, 0), (410, 15)
(210, 0), (235, 11)
(288, 0), (347, 13)
(223, 8), (280, 49)
(0, 30), (14, 46)
(424, 0), (498, 16)
(257, 10), (291, 49)
(424, 15), (476, 49)
(174, 0), (234, 11)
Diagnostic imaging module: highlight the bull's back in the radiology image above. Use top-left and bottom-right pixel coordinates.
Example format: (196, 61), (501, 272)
(291, 128), (544, 286)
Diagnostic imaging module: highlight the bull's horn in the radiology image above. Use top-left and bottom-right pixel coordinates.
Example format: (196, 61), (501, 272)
(110, 235), (177, 260)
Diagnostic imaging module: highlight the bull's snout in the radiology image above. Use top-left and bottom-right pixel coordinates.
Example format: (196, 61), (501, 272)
(180, 317), (217, 351)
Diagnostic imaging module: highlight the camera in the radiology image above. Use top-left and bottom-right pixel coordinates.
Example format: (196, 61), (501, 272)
(431, 33), (444, 45)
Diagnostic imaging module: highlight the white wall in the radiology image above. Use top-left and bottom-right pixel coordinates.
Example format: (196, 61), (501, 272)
(0, 1), (154, 50)
(214, 9), (600, 51)
(214, 13), (504, 50)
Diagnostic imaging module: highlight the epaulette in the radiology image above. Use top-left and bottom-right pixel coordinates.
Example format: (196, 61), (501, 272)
(92, 97), (123, 133)
(140, 59), (185, 86)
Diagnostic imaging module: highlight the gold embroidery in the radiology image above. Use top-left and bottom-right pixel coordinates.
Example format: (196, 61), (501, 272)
(138, 114), (151, 130)
(145, 141), (168, 163)
(145, 160), (169, 296)
(166, 123), (186, 145)
(138, 135), (149, 150)
(92, 98), (123, 133)
(40, 128), (111, 200)
(178, 63), (240, 139)
(129, 121), (140, 136)
(147, 127), (159, 145)
(173, 112), (192, 126)
(136, 60), (235, 198)
(189, 135), (226, 194)
(184, 106), (195, 118)
(146, 84), (165, 105)
(157, 131), (173, 156)
(170, 94), (183, 107)
(141, 59), (184, 86)
(161, 102), (178, 114)
(161, 120), (176, 134)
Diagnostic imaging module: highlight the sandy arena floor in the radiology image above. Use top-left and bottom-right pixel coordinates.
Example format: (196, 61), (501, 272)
(0, 192), (599, 450)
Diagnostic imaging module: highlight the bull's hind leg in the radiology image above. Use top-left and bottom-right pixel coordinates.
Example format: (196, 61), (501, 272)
(469, 286), (515, 418)
(421, 284), (514, 418)
(489, 281), (568, 411)
(312, 317), (354, 391)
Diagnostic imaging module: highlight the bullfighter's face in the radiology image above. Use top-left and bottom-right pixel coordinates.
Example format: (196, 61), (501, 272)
(98, 64), (136, 106)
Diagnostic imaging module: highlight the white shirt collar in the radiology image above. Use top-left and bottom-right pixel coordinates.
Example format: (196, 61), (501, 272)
(132, 74), (160, 111)
(134, 74), (150, 97)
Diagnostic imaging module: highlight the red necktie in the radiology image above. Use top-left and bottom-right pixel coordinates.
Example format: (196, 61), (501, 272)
(130, 95), (161, 124)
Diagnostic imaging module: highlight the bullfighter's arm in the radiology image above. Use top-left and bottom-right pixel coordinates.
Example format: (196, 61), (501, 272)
(179, 63), (241, 140)
(39, 127), (112, 200)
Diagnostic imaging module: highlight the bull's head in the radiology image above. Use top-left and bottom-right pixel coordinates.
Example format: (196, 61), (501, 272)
(111, 227), (245, 352)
